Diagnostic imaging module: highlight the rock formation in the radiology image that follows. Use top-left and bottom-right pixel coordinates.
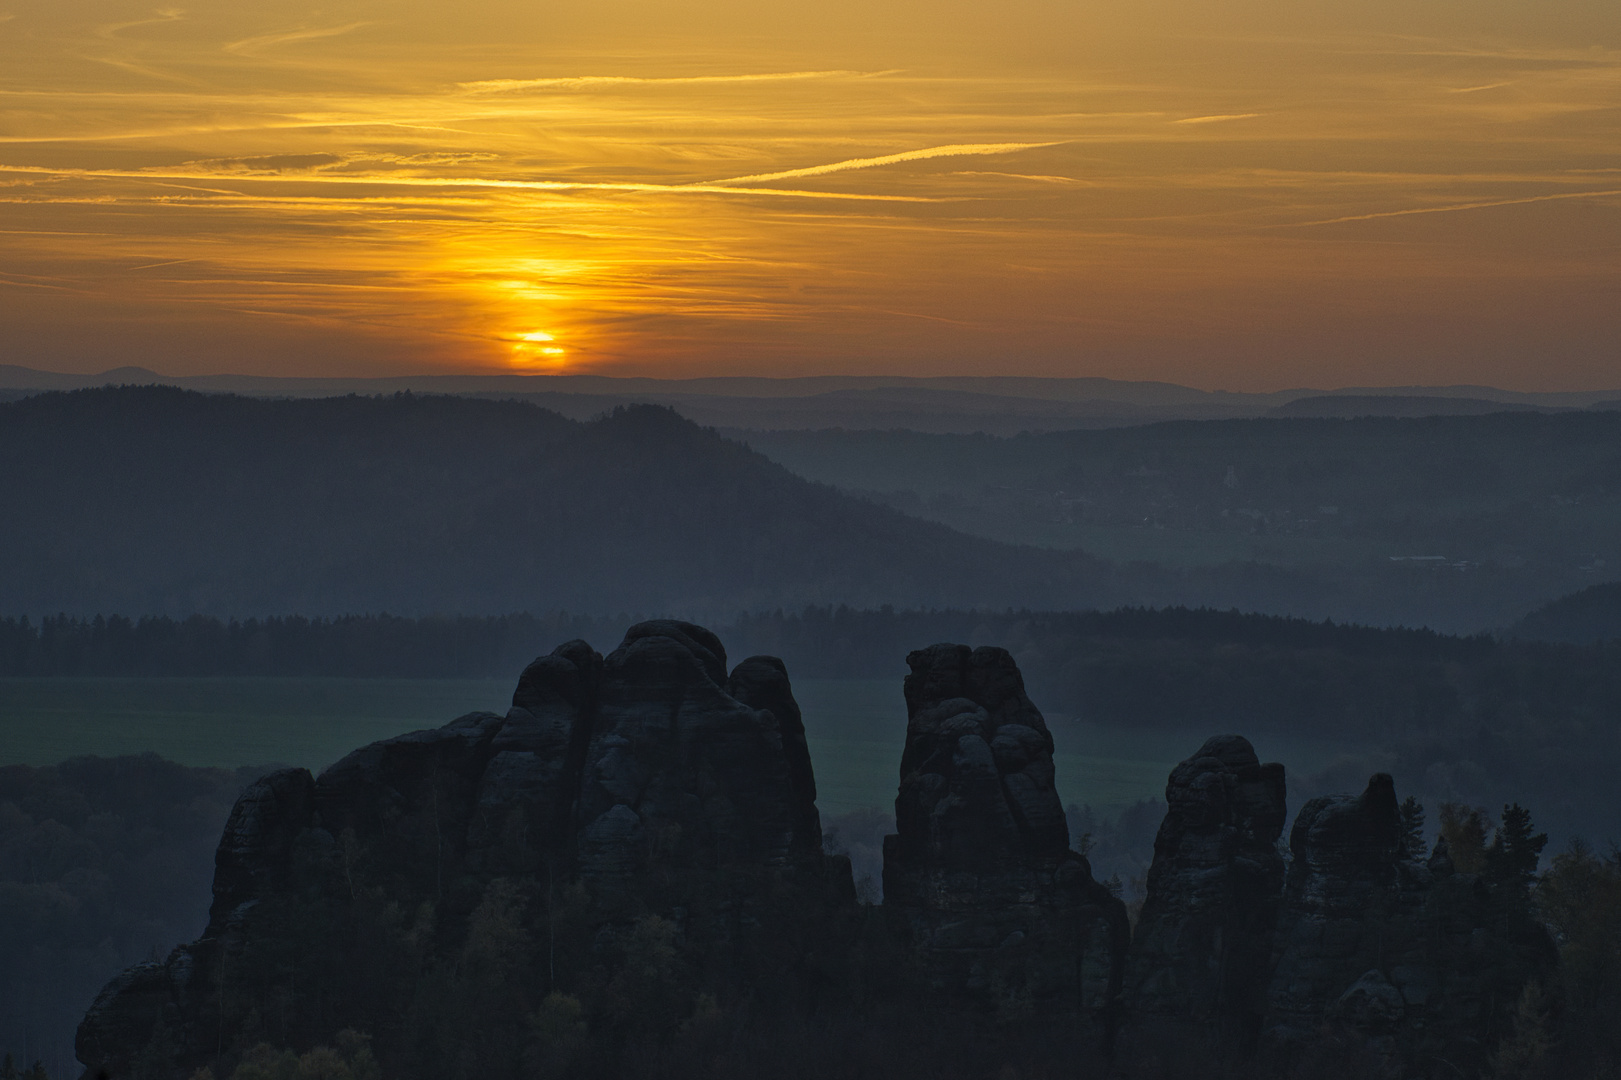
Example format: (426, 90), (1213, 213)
(77, 621), (852, 1080)
(1264, 773), (1558, 1074)
(1122, 735), (1286, 1050)
(74, 627), (1562, 1080)
(1118, 746), (1559, 1077)
(1265, 773), (1410, 1042)
(881, 643), (1129, 1023)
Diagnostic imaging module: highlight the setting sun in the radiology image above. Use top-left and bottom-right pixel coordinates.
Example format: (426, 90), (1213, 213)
(508, 330), (569, 369)
(0, 0), (1616, 387)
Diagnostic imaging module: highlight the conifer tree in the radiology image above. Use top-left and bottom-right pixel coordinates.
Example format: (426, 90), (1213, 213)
(1398, 796), (1426, 860)
(1487, 803), (1548, 895)
(1439, 803), (1490, 873)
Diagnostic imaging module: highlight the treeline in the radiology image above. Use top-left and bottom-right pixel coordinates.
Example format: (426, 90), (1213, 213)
(728, 603), (1499, 675)
(0, 613), (613, 678)
(6, 604), (1619, 847)
(0, 605), (1496, 679)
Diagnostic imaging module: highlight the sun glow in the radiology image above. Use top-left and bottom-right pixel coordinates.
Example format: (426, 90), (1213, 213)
(508, 330), (570, 370)
(1, 1), (1617, 385)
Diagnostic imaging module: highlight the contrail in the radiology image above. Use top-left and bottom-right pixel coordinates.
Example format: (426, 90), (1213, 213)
(0, 164), (938, 203)
(1173, 114), (1260, 125)
(1286, 187), (1621, 227)
(460, 70), (888, 93)
(709, 142), (1063, 185)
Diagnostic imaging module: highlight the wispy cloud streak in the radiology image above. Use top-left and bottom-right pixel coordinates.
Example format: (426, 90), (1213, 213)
(224, 24), (372, 56)
(1286, 187), (1621, 227)
(1173, 114), (1261, 125)
(710, 142), (1063, 185)
(0, 165), (939, 202)
(1, 4), (1618, 381)
(459, 70), (887, 93)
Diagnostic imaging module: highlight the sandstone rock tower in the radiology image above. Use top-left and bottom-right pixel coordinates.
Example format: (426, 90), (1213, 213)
(881, 643), (1129, 1023)
(1122, 734), (1287, 1050)
(77, 621), (852, 1080)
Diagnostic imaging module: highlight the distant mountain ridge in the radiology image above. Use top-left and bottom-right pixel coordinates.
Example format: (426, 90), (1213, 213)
(1505, 582), (1621, 645)
(1267, 394), (1561, 419)
(2, 364), (1615, 434)
(6, 386), (1618, 630)
(0, 386), (1124, 617)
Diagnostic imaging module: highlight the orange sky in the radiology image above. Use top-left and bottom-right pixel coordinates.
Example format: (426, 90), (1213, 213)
(1, 0), (1618, 389)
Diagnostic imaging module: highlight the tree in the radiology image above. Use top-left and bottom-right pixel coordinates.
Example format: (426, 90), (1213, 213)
(1488, 803), (1549, 894)
(1438, 803), (1490, 874)
(1398, 796), (1426, 860)
(1535, 840), (1621, 1008)
(1489, 980), (1550, 1079)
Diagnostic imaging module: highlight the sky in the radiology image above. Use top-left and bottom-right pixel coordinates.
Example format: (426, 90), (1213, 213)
(0, 0), (1618, 389)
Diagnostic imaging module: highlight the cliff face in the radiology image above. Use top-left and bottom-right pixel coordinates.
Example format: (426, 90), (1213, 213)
(77, 621), (852, 1080)
(881, 643), (1129, 1021)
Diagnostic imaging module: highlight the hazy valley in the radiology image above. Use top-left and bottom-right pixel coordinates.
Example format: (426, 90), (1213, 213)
(2, 378), (1619, 1079)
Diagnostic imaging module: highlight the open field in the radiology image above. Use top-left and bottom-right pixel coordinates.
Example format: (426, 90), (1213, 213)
(0, 677), (1351, 820)
(0, 677), (515, 773)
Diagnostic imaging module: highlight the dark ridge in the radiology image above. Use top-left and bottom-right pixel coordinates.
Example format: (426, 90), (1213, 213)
(0, 388), (1116, 618)
(0, 605), (1498, 678)
(1505, 581), (1621, 645)
(1267, 394), (1550, 418)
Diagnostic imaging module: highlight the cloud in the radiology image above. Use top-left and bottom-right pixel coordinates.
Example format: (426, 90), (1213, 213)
(0, 164), (939, 203)
(183, 154), (345, 174)
(175, 152), (501, 176)
(96, 9), (184, 40)
(459, 70), (885, 94)
(1286, 187), (1621, 227)
(709, 142), (1064, 185)
(950, 171), (1082, 184)
(225, 23), (371, 56)
(1173, 114), (1261, 125)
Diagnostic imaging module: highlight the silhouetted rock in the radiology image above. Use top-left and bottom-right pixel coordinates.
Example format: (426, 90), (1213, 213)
(1263, 773), (1558, 1075)
(1122, 735), (1286, 1050)
(574, 623), (813, 911)
(209, 767), (316, 926)
(76, 621), (852, 1080)
(1266, 773), (1407, 1040)
(882, 643), (1129, 1024)
(726, 654), (823, 856)
(74, 628), (1562, 1080)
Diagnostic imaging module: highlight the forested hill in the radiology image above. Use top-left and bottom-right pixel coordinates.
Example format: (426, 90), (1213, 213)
(738, 412), (1621, 630)
(0, 387), (1124, 617)
(1507, 582), (1621, 644)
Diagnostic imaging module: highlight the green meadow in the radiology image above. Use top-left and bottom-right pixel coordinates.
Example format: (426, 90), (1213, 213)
(0, 677), (1335, 818)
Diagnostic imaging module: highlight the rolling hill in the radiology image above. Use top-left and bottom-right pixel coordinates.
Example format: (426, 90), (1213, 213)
(1505, 582), (1621, 644)
(0, 387), (1125, 617)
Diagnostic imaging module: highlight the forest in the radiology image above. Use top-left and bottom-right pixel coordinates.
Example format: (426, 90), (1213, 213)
(0, 756), (268, 1079)
(3, 604), (1617, 843)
